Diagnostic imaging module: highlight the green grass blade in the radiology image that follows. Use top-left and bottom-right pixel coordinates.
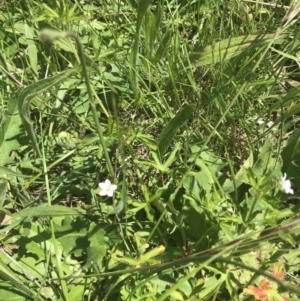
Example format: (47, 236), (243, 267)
(0, 167), (32, 178)
(129, 0), (153, 93)
(12, 204), (87, 220)
(157, 104), (195, 157)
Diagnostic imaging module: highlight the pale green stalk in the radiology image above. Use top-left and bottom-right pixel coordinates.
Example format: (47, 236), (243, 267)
(41, 137), (69, 301)
(65, 32), (114, 178)
(40, 29), (114, 178)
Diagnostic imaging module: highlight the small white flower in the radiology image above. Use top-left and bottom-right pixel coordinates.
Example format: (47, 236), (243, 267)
(99, 179), (117, 197)
(257, 118), (265, 125)
(280, 173), (294, 194)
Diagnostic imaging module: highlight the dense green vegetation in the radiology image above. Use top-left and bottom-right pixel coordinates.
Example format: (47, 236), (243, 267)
(1, 0), (300, 300)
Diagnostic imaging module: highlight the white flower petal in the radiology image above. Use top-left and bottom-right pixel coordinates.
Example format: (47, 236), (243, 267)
(104, 179), (111, 186)
(98, 179), (117, 197)
(111, 184), (117, 191)
(99, 190), (107, 196)
(99, 183), (106, 189)
(107, 190), (114, 197)
(280, 173), (294, 194)
(257, 119), (265, 125)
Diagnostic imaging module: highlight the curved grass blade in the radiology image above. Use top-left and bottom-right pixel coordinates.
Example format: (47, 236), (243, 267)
(0, 167), (32, 179)
(157, 104), (195, 157)
(18, 68), (79, 157)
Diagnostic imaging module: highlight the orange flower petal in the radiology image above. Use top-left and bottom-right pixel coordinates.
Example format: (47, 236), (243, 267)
(244, 285), (267, 300)
(272, 263), (285, 280)
(259, 278), (270, 290)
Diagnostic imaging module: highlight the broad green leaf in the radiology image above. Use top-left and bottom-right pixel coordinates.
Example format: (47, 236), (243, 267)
(189, 34), (285, 67)
(55, 216), (89, 257)
(222, 151), (254, 194)
(8, 254), (54, 298)
(0, 259), (44, 301)
(18, 223), (63, 257)
(225, 273), (240, 301)
(253, 137), (279, 178)
(87, 223), (107, 265)
(56, 131), (79, 149)
(52, 37), (74, 52)
(149, 181), (171, 203)
(0, 287), (27, 301)
(281, 129), (300, 187)
(144, 203), (155, 222)
(169, 291), (184, 301)
(107, 199), (124, 215)
(139, 245), (165, 264)
(9, 251), (48, 279)
(150, 151), (165, 170)
(136, 133), (157, 150)
(107, 176), (126, 216)
(18, 68), (79, 157)
(17, 221), (78, 275)
(0, 109), (22, 166)
(157, 104), (195, 157)
(195, 274), (227, 300)
(278, 232), (296, 247)
(183, 175), (201, 200)
(193, 150), (226, 174)
(183, 207), (206, 240)
(69, 282), (87, 301)
(86, 246), (106, 266)
(88, 223), (106, 247)
(73, 97), (89, 114)
(278, 102), (300, 125)
(195, 160), (214, 195)
(162, 142), (182, 171)
(98, 48), (119, 60)
(134, 158), (161, 170)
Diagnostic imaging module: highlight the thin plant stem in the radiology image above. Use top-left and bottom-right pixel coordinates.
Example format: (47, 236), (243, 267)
(41, 132), (69, 301)
(40, 29), (114, 179)
(65, 32), (114, 178)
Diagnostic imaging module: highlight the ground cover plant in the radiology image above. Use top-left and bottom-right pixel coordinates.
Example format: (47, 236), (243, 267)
(1, 0), (300, 300)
